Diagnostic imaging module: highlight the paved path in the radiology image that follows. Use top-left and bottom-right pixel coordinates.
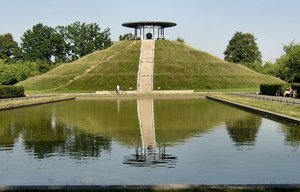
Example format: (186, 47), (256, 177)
(230, 93), (300, 105)
(137, 40), (154, 93)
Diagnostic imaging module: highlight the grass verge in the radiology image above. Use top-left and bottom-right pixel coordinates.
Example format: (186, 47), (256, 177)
(194, 87), (259, 93)
(0, 95), (75, 110)
(213, 94), (300, 119)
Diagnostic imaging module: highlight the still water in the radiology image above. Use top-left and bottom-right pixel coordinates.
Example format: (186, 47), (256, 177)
(0, 98), (300, 185)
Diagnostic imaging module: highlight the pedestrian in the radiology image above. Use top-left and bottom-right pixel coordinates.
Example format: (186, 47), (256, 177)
(116, 84), (120, 94)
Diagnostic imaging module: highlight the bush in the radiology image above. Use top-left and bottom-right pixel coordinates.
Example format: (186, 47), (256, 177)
(291, 83), (300, 98)
(0, 85), (25, 99)
(0, 60), (43, 85)
(260, 84), (283, 96)
(260, 83), (300, 97)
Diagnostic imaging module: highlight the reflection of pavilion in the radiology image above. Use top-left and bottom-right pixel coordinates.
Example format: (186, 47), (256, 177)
(124, 99), (177, 167)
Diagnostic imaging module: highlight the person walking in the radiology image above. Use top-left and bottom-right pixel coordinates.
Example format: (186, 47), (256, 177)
(116, 84), (120, 94)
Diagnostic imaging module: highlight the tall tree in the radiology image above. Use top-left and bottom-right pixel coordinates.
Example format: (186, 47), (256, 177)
(58, 22), (112, 61)
(282, 42), (300, 82)
(0, 33), (21, 61)
(21, 23), (67, 63)
(224, 32), (262, 65)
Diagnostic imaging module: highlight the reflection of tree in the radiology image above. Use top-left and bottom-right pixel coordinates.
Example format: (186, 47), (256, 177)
(0, 121), (23, 149)
(62, 132), (111, 159)
(25, 130), (111, 159)
(226, 115), (262, 147)
(0, 106), (111, 159)
(281, 125), (300, 148)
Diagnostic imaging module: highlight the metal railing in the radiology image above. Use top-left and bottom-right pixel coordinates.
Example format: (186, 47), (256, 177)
(229, 93), (300, 105)
(137, 39), (144, 91)
(151, 39), (155, 91)
(0, 94), (62, 103)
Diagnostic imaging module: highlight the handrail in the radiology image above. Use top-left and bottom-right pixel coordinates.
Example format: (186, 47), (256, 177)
(229, 93), (300, 105)
(0, 94), (62, 102)
(137, 40), (144, 92)
(151, 39), (155, 91)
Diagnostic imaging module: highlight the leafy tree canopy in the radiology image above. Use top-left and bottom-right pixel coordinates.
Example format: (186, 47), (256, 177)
(21, 23), (68, 63)
(58, 22), (112, 61)
(281, 42), (300, 82)
(224, 31), (262, 65)
(176, 37), (185, 44)
(119, 33), (134, 41)
(0, 33), (21, 61)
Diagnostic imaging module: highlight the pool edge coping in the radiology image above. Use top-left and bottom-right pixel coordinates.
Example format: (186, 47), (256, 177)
(1, 184), (300, 191)
(0, 96), (75, 111)
(206, 96), (300, 125)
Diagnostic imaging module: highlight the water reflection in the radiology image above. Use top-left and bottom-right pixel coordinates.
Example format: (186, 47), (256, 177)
(281, 124), (300, 148)
(0, 107), (112, 159)
(226, 115), (262, 148)
(124, 99), (177, 167)
(1, 98), (300, 159)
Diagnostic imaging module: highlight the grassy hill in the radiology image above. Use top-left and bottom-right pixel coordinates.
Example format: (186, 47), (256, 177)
(18, 41), (141, 92)
(18, 40), (283, 92)
(154, 40), (283, 90)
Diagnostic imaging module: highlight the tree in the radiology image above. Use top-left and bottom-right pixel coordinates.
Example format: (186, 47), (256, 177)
(224, 32), (262, 65)
(282, 42), (300, 82)
(58, 22), (112, 61)
(21, 23), (68, 63)
(119, 33), (134, 41)
(176, 37), (185, 44)
(0, 33), (21, 61)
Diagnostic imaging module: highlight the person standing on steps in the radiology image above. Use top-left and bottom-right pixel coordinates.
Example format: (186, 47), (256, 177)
(116, 84), (120, 94)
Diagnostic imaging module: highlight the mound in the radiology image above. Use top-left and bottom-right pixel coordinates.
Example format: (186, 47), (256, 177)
(18, 41), (141, 92)
(18, 40), (283, 92)
(154, 40), (283, 90)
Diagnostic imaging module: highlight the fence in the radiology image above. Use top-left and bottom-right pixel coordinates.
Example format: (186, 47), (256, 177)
(0, 94), (62, 103)
(229, 93), (300, 105)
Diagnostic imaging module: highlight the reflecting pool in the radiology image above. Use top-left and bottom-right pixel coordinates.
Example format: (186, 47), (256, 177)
(0, 98), (300, 185)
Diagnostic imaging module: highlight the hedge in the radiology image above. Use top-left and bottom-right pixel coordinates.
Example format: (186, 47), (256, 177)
(291, 83), (300, 98)
(0, 86), (25, 99)
(260, 83), (300, 98)
(260, 84), (283, 96)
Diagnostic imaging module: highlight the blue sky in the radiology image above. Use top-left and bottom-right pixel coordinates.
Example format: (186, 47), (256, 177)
(1, 0), (299, 61)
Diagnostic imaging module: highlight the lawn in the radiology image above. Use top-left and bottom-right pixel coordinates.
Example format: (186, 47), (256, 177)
(213, 94), (300, 119)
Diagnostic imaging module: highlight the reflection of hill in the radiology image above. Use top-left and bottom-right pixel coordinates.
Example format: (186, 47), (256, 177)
(57, 99), (257, 146)
(0, 106), (111, 159)
(281, 124), (300, 148)
(0, 98), (265, 153)
(55, 99), (141, 146)
(154, 99), (258, 145)
(226, 115), (262, 147)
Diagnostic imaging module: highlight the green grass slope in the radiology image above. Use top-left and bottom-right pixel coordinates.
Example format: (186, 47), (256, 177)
(18, 41), (141, 92)
(18, 40), (284, 92)
(154, 40), (283, 90)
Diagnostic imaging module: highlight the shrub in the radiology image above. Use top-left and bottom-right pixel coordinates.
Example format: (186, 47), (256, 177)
(260, 84), (283, 96)
(260, 83), (300, 97)
(0, 85), (25, 99)
(291, 83), (300, 98)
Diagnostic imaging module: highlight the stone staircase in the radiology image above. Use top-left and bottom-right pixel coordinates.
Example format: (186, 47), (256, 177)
(137, 40), (155, 93)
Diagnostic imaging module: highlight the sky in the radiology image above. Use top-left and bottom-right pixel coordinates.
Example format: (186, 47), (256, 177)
(1, 0), (300, 62)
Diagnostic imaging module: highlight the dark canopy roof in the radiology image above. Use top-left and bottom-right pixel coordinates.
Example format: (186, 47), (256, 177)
(122, 21), (177, 28)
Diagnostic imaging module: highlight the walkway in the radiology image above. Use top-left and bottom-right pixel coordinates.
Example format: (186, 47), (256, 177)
(230, 93), (300, 105)
(137, 40), (155, 93)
